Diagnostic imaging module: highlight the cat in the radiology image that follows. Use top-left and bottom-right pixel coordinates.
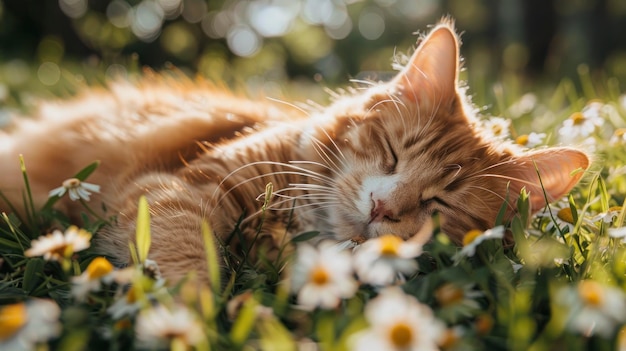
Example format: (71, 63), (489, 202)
(0, 19), (589, 283)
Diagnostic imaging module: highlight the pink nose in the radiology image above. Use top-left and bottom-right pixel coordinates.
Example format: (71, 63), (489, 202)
(369, 199), (395, 223)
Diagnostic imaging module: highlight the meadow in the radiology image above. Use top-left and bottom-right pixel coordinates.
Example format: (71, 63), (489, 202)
(3, 1), (626, 350)
(1, 64), (626, 351)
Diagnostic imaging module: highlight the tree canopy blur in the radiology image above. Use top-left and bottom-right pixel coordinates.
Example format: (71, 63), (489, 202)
(1, 0), (626, 102)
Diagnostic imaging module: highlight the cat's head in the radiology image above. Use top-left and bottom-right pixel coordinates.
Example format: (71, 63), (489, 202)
(321, 19), (589, 245)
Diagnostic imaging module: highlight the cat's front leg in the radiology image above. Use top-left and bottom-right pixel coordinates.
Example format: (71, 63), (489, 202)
(101, 172), (217, 284)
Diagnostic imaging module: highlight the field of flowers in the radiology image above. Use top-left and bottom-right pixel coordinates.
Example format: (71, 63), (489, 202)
(2, 72), (626, 351)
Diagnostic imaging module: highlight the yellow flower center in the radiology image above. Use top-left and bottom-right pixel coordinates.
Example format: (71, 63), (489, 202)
(570, 112), (586, 125)
(615, 128), (626, 138)
(608, 206), (623, 213)
(556, 208), (575, 224)
(389, 322), (413, 348)
(0, 303), (28, 341)
(435, 283), (465, 306)
(62, 178), (82, 189)
(114, 319), (132, 331)
(310, 266), (330, 286)
(379, 235), (402, 256)
(462, 229), (483, 246)
(618, 325), (626, 351)
(438, 329), (459, 349)
(578, 281), (604, 307)
(475, 314), (494, 335)
(86, 257), (114, 280)
(515, 134), (529, 146)
(126, 286), (138, 303)
(492, 124), (503, 135)
(43, 242), (74, 261)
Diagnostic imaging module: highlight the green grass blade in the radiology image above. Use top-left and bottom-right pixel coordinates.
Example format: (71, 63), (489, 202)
(135, 195), (151, 263)
(202, 220), (221, 291)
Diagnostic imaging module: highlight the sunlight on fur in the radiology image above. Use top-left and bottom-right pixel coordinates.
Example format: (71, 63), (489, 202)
(0, 19), (589, 283)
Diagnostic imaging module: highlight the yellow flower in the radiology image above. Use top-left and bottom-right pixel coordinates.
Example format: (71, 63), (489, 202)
(0, 303), (27, 341)
(71, 257), (115, 301)
(25, 226), (92, 261)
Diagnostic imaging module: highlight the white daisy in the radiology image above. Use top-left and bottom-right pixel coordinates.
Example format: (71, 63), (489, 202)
(291, 241), (358, 310)
(24, 226), (92, 262)
(453, 226), (504, 262)
(535, 204), (579, 234)
(71, 257), (115, 302)
(135, 304), (205, 349)
(515, 132), (546, 148)
(558, 102), (605, 143)
(609, 227), (626, 243)
(107, 284), (143, 319)
(48, 177), (100, 201)
(434, 282), (484, 323)
(353, 234), (422, 286)
(556, 280), (626, 338)
(0, 299), (61, 351)
(350, 287), (445, 351)
(435, 283), (482, 308)
(482, 117), (511, 140)
(610, 128), (626, 146)
(592, 206), (623, 224)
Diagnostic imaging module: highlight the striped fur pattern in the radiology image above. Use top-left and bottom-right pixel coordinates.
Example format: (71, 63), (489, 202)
(0, 19), (589, 282)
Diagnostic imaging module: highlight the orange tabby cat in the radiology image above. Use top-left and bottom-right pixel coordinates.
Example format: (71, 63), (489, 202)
(0, 19), (589, 282)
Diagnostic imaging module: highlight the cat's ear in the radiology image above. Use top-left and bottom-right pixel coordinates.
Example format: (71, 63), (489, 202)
(391, 21), (459, 105)
(506, 148), (590, 211)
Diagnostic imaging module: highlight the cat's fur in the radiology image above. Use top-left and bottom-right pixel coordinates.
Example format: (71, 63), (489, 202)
(0, 20), (589, 282)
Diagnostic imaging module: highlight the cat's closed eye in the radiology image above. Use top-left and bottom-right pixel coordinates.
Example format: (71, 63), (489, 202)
(383, 138), (398, 174)
(421, 196), (450, 209)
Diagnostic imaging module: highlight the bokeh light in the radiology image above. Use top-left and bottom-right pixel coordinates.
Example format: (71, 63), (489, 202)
(0, 0), (625, 100)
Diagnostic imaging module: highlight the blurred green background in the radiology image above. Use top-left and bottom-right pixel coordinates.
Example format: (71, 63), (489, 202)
(1, 0), (626, 110)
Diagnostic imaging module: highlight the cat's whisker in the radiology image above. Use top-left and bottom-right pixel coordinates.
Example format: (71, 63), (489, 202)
(308, 137), (346, 173)
(469, 173), (540, 188)
(208, 164), (335, 218)
(348, 79), (378, 87)
(463, 158), (522, 178)
(465, 185), (510, 206)
(271, 190), (337, 200)
(316, 127), (349, 164)
(289, 160), (339, 174)
(240, 198), (338, 224)
(286, 182), (336, 191)
(265, 97), (311, 116)
(267, 201), (341, 211)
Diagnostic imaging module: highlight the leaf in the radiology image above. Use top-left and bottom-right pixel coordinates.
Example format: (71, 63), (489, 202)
(516, 187), (530, 225)
(290, 231), (320, 243)
(230, 295), (258, 347)
(135, 196), (151, 263)
(257, 314), (296, 351)
(23, 258), (45, 293)
(74, 161), (100, 181)
(19, 155), (37, 229)
(202, 220), (221, 291)
(494, 184), (511, 226)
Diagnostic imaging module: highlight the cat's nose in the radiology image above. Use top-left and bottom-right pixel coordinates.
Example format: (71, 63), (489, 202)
(369, 199), (399, 223)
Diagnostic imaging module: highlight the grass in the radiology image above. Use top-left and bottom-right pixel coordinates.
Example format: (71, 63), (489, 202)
(2, 67), (626, 351)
